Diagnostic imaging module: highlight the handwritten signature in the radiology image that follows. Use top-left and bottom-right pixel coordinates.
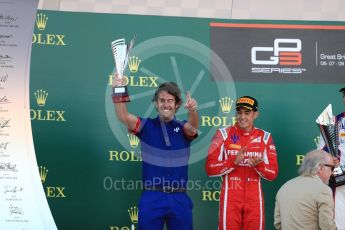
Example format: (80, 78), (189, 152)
(0, 34), (13, 39)
(0, 74), (8, 83)
(0, 141), (9, 150)
(0, 15), (17, 22)
(9, 205), (23, 215)
(0, 96), (10, 104)
(0, 162), (17, 172)
(0, 118), (10, 128)
(4, 185), (23, 194)
(0, 54), (12, 59)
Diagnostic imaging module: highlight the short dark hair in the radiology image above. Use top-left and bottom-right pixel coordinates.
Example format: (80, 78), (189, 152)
(152, 82), (182, 108)
(339, 87), (345, 96)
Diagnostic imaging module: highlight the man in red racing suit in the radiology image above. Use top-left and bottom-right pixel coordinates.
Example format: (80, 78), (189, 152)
(206, 96), (278, 230)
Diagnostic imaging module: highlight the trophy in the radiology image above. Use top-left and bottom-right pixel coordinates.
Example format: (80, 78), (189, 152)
(316, 104), (345, 187)
(110, 35), (136, 103)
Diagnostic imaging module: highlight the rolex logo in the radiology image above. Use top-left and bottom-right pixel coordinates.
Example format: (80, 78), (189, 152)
(127, 134), (140, 148)
(219, 97), (233, 113)
(34, 89), (48, 106)
(36, 13), (48, 31)
(39, 166), (48, 183)
(31, 90), (67, 122)
(128, 56), (141, 73)
(314, 136), (320, 148)
(128, 206), (138, 224)
(33, 13), (67, 46)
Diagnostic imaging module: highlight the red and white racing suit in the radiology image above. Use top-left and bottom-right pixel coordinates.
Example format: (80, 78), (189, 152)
(206, 124), (278, 230)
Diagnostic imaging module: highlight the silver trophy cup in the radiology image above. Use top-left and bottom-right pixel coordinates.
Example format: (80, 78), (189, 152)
(110, 35), (136, 103)
(316, 104), (345, 187)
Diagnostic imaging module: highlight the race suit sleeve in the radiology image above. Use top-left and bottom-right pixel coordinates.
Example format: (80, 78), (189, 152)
(128, 117), (142, 135)
(254, 133), (278, 181)
(205, 130), (236, 177)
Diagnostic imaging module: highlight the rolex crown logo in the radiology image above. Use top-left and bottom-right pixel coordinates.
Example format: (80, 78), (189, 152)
(39, 166), (48, 183)
(127, 134), (140, 148)
(314, 136), (320, 148)
(34, 89), (48, 106)
(219, 97), (233, 113)
(128, 56), (141, 73)
(128, 206), (138, 224)
(36, 13), (48, 31)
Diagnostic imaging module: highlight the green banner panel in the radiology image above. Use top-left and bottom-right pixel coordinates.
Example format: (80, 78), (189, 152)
(30, 10), (344, 230)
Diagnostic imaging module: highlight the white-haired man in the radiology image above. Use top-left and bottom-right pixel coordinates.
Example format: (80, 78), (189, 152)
(274, 149), (337, 230)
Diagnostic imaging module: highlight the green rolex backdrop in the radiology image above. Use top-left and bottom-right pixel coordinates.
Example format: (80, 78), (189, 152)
(30, 10), (345, 229)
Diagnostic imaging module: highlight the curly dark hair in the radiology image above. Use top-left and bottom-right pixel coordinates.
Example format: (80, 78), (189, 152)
(152, 82), (182, 109)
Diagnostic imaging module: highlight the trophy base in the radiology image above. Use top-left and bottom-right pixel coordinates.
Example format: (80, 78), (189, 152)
(329, 166), (345, 188)
(112, 86), (130, 103)
(329, 174), (345, 188)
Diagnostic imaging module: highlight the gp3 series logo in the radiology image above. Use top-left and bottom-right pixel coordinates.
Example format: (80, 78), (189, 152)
(251, 38), (301, 65)
(251, 38), (305, 74)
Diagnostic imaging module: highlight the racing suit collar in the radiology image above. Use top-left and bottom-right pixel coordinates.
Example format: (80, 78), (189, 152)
(235, 123), (255, 136)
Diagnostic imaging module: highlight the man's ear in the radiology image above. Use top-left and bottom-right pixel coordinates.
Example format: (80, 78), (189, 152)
(254, 111), (260, 119)
(175, 101), (181, 110)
